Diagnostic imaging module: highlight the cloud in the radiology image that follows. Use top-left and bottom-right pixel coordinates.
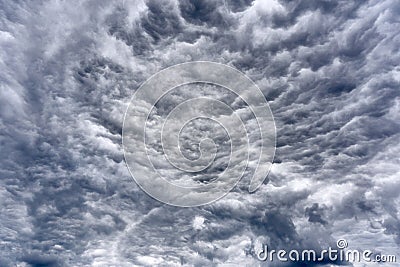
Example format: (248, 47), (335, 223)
(0, 0), (399, 265)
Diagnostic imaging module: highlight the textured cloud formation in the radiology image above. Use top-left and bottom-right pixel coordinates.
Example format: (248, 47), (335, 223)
(0, 0), (399, 266)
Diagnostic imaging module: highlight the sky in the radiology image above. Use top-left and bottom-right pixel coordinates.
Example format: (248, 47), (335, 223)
(0, 0), (399, 266)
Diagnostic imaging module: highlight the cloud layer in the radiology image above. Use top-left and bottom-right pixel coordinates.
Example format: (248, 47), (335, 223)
(1, 0), (399, 266)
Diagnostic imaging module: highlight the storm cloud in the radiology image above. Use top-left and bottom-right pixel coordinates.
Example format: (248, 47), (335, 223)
(0, 0), (399, 266)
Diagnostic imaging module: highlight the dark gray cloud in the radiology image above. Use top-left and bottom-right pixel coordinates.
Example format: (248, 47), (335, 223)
(0, 0), (399, 266)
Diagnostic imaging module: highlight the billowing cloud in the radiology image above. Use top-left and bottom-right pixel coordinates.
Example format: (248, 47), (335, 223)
(0, 0), (399, 266)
